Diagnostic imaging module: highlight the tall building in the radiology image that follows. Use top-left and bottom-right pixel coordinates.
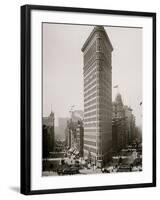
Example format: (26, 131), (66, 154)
(76, 120), (84, 157)
(56, 117), (69, 140)
(43, 111), (55, 127)
(124, 105), (136, 144)
(65, 119), (84, 157)
(43, 111), (55, 158)
(112, 93), (125, 119)
(112, 93), (136, 152)
(112, 94), (126, 152)
(65, 110), (84, 156)
(81, 26), (113, 166)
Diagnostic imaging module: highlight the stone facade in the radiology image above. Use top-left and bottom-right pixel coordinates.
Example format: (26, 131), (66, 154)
(43, 111), (55, 158)
(124, 105), (136, 144)
(65, 119), (84, 157)
(82, 26), (113, 166)
(112, 93), (136, 153)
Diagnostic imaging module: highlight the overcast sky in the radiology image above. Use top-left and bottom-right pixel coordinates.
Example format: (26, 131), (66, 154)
(43, 23), (142, 126)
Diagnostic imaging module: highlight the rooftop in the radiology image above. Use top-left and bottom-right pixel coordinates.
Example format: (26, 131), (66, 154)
(81, 25), (113, 52)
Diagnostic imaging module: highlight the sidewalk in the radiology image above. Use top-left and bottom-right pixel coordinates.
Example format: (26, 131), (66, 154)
(42, 171), (58, 176)
(79, 168), (102, 174)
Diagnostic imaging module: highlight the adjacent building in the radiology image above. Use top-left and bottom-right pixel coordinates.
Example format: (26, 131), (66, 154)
(65, 110), (84, 157)
(112, 93), (127, 152)
(112, 93), (136, 153)
(124, 105), (136, 144)
(55, 117), (69, 140)
(43, 111), (55, 158)
(81, 26), (113, 166)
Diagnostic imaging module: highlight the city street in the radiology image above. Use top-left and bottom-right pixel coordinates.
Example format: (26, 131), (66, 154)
(42, 142), (142, 176)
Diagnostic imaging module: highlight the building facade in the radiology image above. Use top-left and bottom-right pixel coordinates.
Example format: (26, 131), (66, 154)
(65, 119), (84, 157)
(112, 94), (127, 152)
(75, 120), (84, 157)
(42, 111), (55, 158)
(81, 26), (113, 166)
(112, 93), (136, 153)
(124, 105), (136, 144)
(55, 117), (69, 140)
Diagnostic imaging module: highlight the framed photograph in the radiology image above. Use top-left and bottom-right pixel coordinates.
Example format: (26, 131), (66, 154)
(21, 4), (156, 195)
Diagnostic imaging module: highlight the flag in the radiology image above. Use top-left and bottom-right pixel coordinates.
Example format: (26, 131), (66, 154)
(113, 85), (119, 88)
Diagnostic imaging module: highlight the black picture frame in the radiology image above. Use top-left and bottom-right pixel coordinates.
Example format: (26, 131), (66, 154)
(21, 4), (156, 195)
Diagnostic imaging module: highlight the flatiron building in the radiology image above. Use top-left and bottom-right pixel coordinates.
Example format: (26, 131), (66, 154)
(81, 26), (113, 166)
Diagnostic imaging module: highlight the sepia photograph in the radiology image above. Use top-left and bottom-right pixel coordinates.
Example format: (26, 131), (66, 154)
(42, 23), (143, 176)
(21, 5), (156, 194)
